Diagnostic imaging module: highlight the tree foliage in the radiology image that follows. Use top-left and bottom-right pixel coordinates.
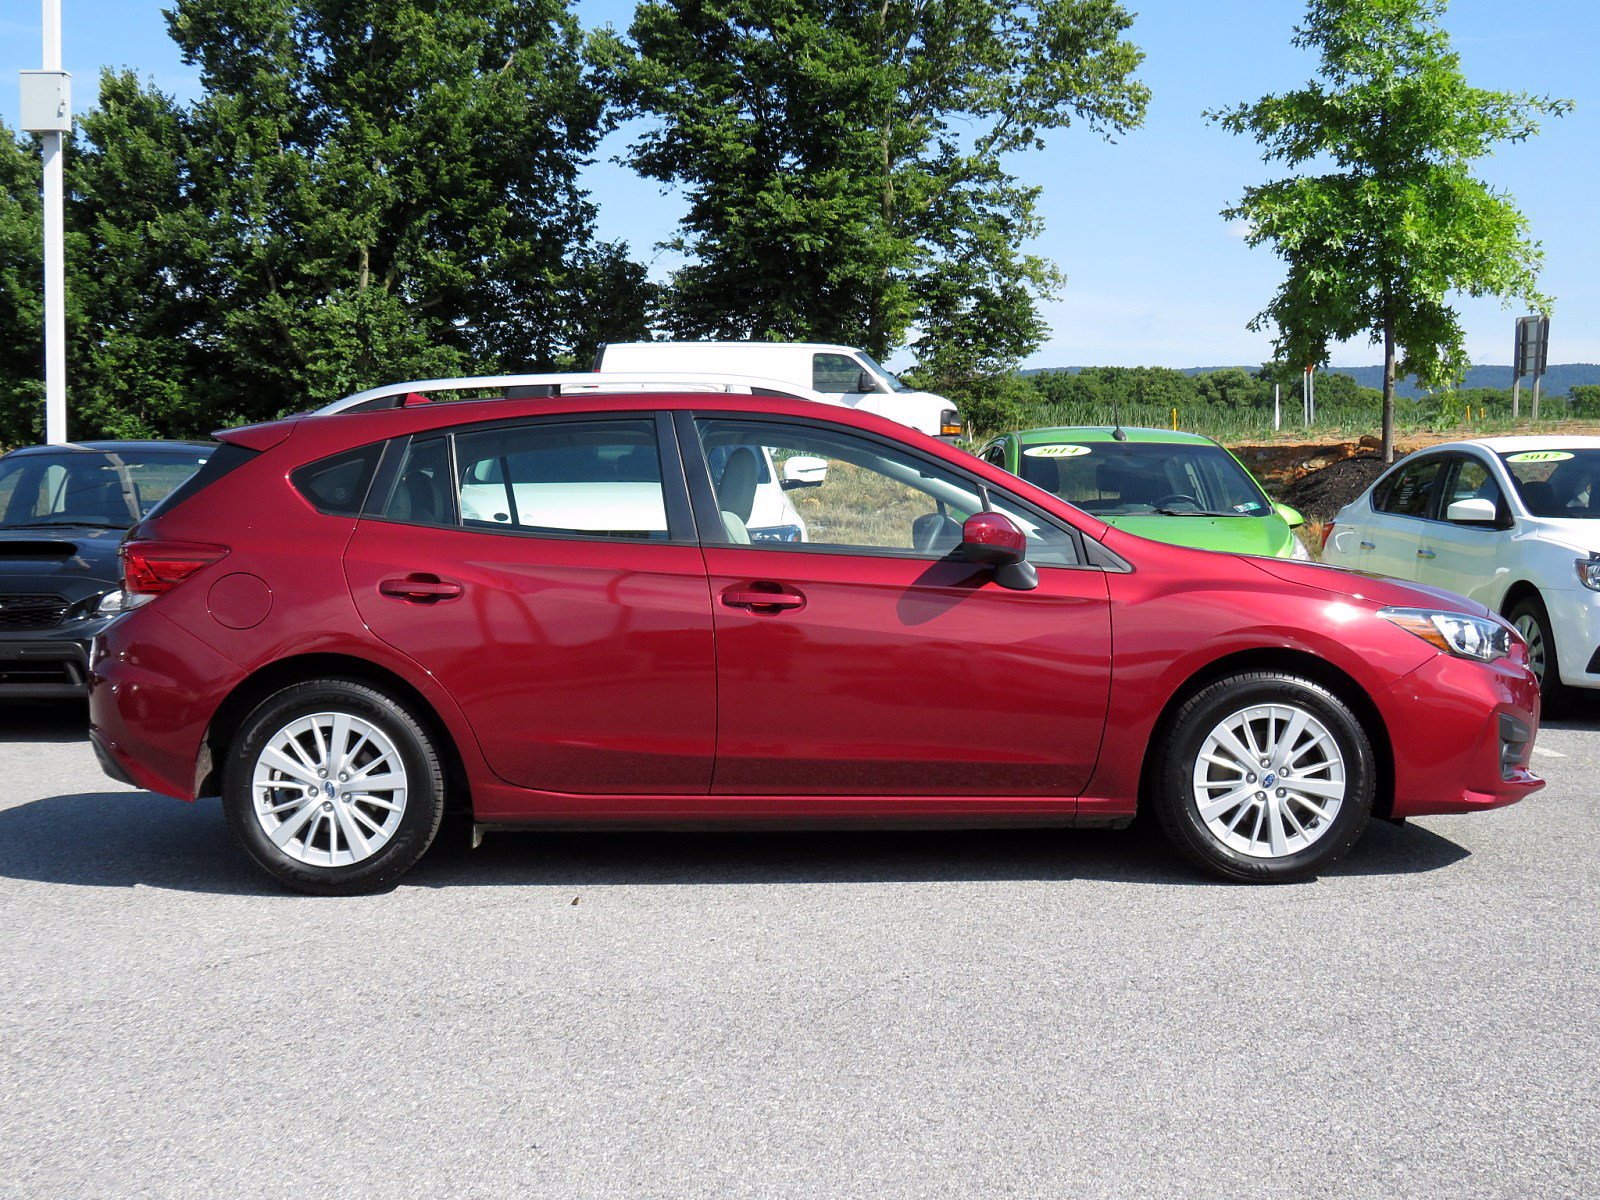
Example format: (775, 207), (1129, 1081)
(2, 1), (651, 442)
(1209, 0), (1571, 461)
(594, 0), (1149, 385)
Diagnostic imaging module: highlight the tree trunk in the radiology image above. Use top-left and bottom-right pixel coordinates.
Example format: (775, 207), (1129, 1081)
(1382, 321), (1397, 464)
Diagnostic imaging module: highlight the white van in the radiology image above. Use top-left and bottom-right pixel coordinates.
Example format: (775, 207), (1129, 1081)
(593, 341), (963, 440)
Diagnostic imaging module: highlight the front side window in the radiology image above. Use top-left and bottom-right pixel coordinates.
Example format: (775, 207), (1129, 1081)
(1442, 456), (1503, 514)
(812, 353), (864, 394)
(1375, 457), (1445, 518)
(453, 419), (669, 539)
(695, 418), (1079, 566)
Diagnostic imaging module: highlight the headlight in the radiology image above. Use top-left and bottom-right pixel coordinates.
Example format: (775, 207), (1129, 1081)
(1378, 606), (1512, 663)
(96, 589), (130, 616)
(1575, 556), (1600, 591)
(1290, 536), (1312, 561)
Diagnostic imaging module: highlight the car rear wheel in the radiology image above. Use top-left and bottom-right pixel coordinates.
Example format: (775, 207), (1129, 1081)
(223, 680), (446, 895)
(1151, 672), (1374, 883)
(1507, 594), (1572, 714)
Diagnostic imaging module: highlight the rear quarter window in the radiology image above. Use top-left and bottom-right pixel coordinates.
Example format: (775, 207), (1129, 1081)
(291, 444), (384, 515)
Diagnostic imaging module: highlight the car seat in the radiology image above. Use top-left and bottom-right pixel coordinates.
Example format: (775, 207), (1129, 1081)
(717, 447), (759, 544)
(1519, 480), (1558, 516)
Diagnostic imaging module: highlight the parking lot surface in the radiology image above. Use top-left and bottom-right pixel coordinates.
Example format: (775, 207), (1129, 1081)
(1, 703), (1597, 1199)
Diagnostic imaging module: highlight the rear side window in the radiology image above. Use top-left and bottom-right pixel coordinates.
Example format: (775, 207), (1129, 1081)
(292, 444), (383, 515)
(145, 443), (251, 519)
(1375, 457), (1444, 518)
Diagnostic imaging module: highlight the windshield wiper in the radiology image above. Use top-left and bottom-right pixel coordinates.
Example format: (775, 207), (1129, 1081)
(1153, 508), (1237, 518)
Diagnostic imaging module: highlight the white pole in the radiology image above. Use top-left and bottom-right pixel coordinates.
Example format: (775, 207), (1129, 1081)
(41, 0), (67, 444)
(1273, 383), (1281, 432)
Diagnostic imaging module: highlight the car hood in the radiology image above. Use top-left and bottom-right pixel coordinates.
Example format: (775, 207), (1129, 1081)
(1101, 512), (1292, 557)
(1240, 555), (1492, 618)
(1521, 516), (1600, 555)
(0, 526), (125, 597)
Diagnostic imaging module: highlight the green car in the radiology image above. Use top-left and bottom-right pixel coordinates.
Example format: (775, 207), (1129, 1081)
(978, 426), (1310, 559)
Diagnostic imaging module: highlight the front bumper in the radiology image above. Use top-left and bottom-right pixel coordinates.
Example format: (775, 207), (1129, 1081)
(1378, 651), (1544, 818)
(1538, 587), (1600, 689)
(0, 619), (109, 698)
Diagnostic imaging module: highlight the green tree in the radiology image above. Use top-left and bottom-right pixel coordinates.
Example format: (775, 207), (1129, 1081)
(595, 0), (1149, 385)
(1568, 384), (1600, 418)
(1209, 0), (1570, 462)
(160, 0), (649, 422)
(0, 125), (44, 448)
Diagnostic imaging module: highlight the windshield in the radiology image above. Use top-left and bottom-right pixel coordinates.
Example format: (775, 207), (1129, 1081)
(1018, 440), (1272, 517)
(0, 448), (213, 530)
(856, 352), (911, 393)
(1498, 448), (1600, 518)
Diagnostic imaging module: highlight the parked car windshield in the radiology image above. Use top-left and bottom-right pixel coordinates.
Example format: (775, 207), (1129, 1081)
(1018, 440), (1273, 517)
(1498, 448), (1600, 518)
(0, 447), (213, 530)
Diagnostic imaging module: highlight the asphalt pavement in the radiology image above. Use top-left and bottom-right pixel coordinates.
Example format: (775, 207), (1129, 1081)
(1, 700), (1596, 1199)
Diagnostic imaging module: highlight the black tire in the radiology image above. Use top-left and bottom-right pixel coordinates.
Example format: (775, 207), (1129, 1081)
(223, 679), (446, 895)
(1507, 594), (1573, 715)
(1150, 672), (1375, 883)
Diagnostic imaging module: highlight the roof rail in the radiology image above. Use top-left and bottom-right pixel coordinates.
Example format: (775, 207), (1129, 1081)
(314, 372), (831, 417)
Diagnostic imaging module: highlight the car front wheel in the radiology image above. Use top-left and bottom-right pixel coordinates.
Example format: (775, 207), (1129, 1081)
(223, 680), (446, 895)
(1507, 594), (1571, 713)
(1151, 672), (1374, 883)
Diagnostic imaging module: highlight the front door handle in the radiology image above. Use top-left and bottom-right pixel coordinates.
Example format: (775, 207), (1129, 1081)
(1359, 540), (1376, 550)
(722, 583), (805, 611)
(379, 574), (464, 603)
(1416, 548), (1437, 560)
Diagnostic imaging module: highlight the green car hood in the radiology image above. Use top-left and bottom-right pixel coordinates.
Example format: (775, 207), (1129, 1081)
(1100, 512), (1295, 558)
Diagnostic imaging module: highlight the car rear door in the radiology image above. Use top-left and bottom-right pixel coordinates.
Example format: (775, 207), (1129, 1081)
(683, 413), (1111, 798)
(344, 412), (717, 797)
(1356, 454), (1447, 580)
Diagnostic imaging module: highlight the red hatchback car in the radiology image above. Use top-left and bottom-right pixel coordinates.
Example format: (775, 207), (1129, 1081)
(88, 385), (1542, 893)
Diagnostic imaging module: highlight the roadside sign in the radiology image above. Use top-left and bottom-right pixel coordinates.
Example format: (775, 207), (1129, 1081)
(1515, 316), (1550, 380)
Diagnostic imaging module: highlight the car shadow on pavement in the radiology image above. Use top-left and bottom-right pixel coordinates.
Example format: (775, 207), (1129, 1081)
(0, 794), (1471, 895)
(0, 701), (89, 744)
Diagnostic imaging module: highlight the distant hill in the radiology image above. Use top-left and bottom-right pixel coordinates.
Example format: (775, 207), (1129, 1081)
(1022, 363), (1600, 399)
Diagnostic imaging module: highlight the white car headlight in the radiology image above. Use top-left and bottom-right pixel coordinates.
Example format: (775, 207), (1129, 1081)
(1378, 607), (1512, 663)
(1290, 536), (1312, 561)
(1575, 556), (1600, 592)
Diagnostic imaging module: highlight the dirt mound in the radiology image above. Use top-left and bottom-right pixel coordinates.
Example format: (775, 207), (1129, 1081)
(1280, 455), (1389, 524)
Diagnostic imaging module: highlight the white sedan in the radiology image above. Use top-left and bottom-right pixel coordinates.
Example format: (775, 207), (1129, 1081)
(1323, 435), (1600, 706)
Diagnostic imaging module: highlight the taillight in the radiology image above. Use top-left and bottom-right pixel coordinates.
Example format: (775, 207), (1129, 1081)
(122, 539), (228, 598)
(1320, 522), (1341, 553)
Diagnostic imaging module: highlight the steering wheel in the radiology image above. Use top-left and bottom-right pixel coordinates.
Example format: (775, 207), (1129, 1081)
(1153, 493), (1203, 510)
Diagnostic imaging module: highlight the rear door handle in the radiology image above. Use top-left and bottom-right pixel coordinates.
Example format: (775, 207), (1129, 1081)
(1416, 548), (1437, 560)
(721, 583), (805, 611)
(379, 574), (464, 603)
(1359, 541), (1375, 550)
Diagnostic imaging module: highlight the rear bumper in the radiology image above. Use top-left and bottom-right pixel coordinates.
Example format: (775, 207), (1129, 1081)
(1378, 652), (1544, 818)
(87, 607), (243, 800)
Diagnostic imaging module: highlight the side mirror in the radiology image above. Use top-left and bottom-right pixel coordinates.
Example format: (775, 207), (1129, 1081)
(959, 512), (1037, 590)
(855, 369), (879, 394)
(1274, 502), (1305, 529)
(1447, 497), (1499, 525)
(781, 455), (828, 490)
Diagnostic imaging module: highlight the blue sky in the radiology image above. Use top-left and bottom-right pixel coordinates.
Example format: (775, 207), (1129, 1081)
(4, 0), (1596, 370)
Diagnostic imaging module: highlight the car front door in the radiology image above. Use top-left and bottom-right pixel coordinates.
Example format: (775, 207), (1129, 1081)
(684, 413), (1111, 798)
(344, 412), (716, 798)
(1414, 453), (1515, 606)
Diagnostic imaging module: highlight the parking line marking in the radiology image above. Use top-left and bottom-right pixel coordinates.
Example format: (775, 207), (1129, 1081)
(1531, 746), (1566, 759)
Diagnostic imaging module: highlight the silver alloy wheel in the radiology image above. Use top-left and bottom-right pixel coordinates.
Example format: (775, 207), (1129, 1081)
(1191, 703), (1346, 859)
(1513, 614), (1546, 682)
(251, 711), (409, 868)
